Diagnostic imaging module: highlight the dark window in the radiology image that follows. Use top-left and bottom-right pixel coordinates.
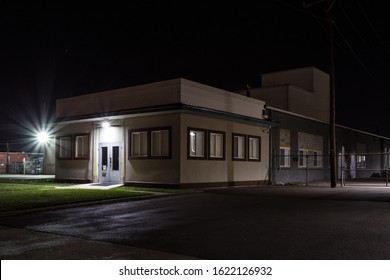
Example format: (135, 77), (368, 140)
(102, 146), (108, 170)
(112, 146), (119, 170)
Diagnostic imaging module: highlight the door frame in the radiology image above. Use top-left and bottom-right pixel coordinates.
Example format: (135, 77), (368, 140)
(98, 142), (122, 183)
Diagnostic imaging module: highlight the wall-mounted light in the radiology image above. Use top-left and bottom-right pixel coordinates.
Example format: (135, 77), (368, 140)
(102, 120), (110, 128)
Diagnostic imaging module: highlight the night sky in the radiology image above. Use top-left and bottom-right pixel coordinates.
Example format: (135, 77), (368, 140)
(1, 1), (390, 151)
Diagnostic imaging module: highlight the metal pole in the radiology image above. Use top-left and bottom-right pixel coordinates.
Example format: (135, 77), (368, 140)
(327, 0), (337, 188)
(386, 151), (389, 187)
(341, 150), (344, 186)
(6, 142), (9, 174)
(387, 151), (389, 187)
(306, 154), (309, 186)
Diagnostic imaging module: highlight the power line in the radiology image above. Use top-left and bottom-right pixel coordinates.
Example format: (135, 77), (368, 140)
(356, 0), (390, 57)
(336, 1), (370, 49)
(274, 0), (327, 21)
(333, 22), (379, 84)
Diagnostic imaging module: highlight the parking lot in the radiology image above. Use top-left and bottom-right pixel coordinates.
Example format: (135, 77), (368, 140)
(2, 185), (390, 259)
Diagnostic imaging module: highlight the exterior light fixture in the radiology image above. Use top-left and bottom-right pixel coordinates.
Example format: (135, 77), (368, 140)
(102, 120), (110, 128)
(37, 131), (49, 144)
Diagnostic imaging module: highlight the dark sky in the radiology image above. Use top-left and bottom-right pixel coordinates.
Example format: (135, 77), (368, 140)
(1, 1), (390, 151)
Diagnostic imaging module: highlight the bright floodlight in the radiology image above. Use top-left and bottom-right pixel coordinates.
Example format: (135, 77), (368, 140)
(37, 131), (49, 143)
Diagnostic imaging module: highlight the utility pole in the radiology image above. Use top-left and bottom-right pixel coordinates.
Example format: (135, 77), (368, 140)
(304, 0), (337, 188)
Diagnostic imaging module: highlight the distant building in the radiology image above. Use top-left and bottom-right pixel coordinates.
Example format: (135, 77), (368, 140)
(0, 152), (44, 175)
(236, 67), (390, 184)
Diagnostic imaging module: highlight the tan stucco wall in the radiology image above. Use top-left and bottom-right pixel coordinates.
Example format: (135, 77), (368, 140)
(55, 122), (94, 181)
(124, 113), (181, 184)
(56, 80), (181, 119)
(180, 112), (270, 184)
(44, 141), (56, 175)
(55, 111), (270, 186)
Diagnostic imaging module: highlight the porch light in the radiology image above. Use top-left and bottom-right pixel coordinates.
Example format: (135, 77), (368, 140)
(102, 120), (110, 128)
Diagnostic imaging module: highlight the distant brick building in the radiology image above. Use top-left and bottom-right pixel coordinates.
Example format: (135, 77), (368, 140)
(0, 152), (44, 174)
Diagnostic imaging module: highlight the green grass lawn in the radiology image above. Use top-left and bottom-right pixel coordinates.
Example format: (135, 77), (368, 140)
(0, 182), (152, 212)
(0, 179), (191, 213)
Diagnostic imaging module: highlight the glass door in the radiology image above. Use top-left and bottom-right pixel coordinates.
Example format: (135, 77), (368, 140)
(99, 143), (121, 183)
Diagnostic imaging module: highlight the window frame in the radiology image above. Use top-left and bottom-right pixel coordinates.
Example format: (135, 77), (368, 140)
(74, 134), (90, 160)
(310, 150), (323, 168)
(232, 133), (247, 161)
(279, 146), (291, 168)
(150, 128), (171, 159)
(298, 149), (308, 168)
(298, 149), (323, 169)
(248, 135), (261, 162)
(129, 130), (149, 159)
(356, 154), (366, 169)
(187, 127), (207, 160)
(208, 130), (226, 161)
(57, 135), (73, 160)
(128, 127), (171, 159)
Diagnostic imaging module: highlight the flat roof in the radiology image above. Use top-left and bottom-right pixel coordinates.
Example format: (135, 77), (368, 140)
(56, 78), (267, 122)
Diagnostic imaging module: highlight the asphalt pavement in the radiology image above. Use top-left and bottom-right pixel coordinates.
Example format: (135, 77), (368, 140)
(2, 185), (390, 260)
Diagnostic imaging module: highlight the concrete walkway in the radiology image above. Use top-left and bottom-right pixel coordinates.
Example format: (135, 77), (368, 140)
(55, 182), (123, 190)
(0, 174), (55, 180)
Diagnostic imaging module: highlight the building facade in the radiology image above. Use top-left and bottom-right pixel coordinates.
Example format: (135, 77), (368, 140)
(53, 78), (276, 187)
(50, 67), (390, 187)
(237, 67), (390, 185)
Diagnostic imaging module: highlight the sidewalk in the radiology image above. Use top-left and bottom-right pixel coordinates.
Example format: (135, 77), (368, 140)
(0, 174), (55, 180)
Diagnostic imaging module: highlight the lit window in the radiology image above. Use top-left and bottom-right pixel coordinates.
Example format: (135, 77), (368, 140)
(75, 135), (89, 159)
(58, 136), (72, 159)
(131, 131), (148, 157)
(233, 134), (246, 160)
(209, 132), (225, 159)
(357, 155), (366, 168)
(189, 129), (205, 158)
(249, 136), (261, 161)
(279, 147), (290, 168)
(151, 130), (169, 157)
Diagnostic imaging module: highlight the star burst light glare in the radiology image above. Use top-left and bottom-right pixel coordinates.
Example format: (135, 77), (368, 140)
(37, 131), (50, 144)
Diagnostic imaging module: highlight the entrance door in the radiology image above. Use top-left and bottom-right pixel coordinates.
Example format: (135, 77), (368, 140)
(99, 143), (121, 183)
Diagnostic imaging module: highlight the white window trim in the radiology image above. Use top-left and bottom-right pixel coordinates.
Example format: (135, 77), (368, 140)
(131, 131), (148, 157)
(189, 129), (206, 158)
(58, 136), (72, 159)
(298, 149), (308, 168)
(151, 130), (170, 157)
(75, 135), (89, 159)
(248, 136), (261, 161)
(233, 134), (246, 160)
(311, 150), (323, 168)
(209, 132), (224, 159)
(299, 149), (323, 168)
(356, 154), (366, 169)
(279, 146), (290, 168)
